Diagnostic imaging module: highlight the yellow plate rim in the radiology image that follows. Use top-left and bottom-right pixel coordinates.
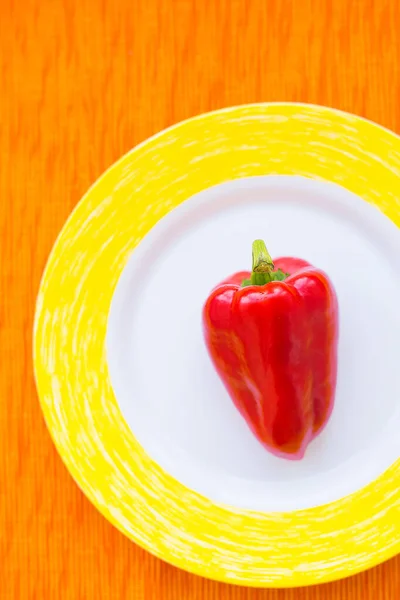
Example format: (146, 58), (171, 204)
(34, 103), (400, 588)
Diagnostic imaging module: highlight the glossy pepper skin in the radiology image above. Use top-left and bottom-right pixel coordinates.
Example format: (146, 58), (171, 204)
(202, 241), (338, 460)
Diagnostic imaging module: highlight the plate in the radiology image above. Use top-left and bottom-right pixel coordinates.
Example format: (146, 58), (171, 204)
(34, 103), (400, 587)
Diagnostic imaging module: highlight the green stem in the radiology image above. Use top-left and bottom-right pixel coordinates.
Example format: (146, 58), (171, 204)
(250, 239), (274, 285)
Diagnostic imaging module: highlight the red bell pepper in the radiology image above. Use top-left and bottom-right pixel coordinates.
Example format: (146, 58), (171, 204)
(202, 240), (338, 460)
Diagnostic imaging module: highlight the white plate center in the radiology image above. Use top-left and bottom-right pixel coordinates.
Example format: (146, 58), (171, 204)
(107, 176), (400, 511)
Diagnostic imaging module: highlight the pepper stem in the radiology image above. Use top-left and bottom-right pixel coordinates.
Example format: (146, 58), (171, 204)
(250, 239), (275, 286)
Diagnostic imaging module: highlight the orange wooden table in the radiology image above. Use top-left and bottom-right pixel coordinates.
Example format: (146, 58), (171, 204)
(2, 0), (400, 598)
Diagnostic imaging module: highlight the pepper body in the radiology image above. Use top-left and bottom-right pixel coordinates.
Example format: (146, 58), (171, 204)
(203, 255), (338, 460)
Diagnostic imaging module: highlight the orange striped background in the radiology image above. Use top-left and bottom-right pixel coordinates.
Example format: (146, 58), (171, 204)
(1, 0), (400, 598)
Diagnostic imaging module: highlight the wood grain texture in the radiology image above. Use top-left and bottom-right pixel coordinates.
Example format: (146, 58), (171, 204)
(1, 0), (400, 598)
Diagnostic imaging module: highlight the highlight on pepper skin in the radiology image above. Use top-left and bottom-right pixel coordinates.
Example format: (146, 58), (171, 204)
(202, 239), (339, 460)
